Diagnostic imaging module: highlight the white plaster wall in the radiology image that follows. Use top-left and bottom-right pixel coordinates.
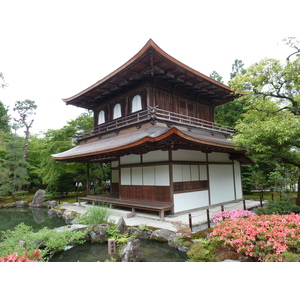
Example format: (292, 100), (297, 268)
(174, 190), (209, 213)
(200, 165), (207, 180)
(209, 165), (235, 205)
(143, 166), (155, 185)
(142, 150), (168, 163)
(208, 152), (231, 163)
(111, 160), (119, 168)
(155, 165), (170, 186)
(234, 161), (243, 199)
(121, 168), (131, 185)
(120, 154), (141, 165)
(172, 149), (206, 161)
(111, 169), (119, 183)
(132, 167), (143, 185)
(191, 165), (200, 181)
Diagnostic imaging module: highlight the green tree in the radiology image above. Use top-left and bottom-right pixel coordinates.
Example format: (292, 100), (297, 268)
(39, 112), (93, 196)
(214, 59), (248, 127)
(230, 37), (300, 204)
(13, 100), (37, 161)
(209, 70), (224, 84)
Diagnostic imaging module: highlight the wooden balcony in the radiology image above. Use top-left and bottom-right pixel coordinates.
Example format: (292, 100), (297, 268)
(77, 106), (235, 141)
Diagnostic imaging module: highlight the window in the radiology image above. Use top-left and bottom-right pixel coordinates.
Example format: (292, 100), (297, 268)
(98, 110), (105, 124)
(131, 95), (142, 113)
(113, 103), (122, 119)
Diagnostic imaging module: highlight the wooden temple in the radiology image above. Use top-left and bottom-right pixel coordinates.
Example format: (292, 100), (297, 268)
(52, 39), (250, 219)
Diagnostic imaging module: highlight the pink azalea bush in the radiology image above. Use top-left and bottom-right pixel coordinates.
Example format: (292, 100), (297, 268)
(0, 249), (41, 262)
(210, 214), (300, 262)
(212, 209), (257, 224)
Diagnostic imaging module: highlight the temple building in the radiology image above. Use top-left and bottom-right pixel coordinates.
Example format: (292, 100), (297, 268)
(52, 39), (250, 219)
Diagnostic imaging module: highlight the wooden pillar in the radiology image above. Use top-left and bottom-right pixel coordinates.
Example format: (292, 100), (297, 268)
(86, 162), (90, 196)
(169, 149), (174, 214)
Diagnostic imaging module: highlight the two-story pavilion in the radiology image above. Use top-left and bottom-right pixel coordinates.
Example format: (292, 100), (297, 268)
(52, 39), (250, 219)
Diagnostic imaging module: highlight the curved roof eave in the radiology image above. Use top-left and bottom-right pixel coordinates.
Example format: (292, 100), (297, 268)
(52, 126), (238, 162)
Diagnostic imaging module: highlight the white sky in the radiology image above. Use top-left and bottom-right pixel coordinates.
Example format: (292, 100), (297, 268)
(0, 0), (298, 135)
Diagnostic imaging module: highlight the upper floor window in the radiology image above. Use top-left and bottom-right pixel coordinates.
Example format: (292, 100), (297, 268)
(113, 103), (122, 119)
(98, 110), (105, 124)
(131, 95), (142, 113)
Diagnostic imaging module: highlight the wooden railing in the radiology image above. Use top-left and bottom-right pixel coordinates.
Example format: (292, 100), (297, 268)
(77, 106), (235, 140)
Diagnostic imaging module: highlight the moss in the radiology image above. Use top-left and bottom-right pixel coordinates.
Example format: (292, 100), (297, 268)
(190, 227), (213, 239)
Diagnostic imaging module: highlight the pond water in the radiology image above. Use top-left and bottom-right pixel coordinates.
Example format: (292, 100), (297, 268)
(0, 207), (66, 239)
(0, 207), (187, 262)
(50, 239), (187, 262)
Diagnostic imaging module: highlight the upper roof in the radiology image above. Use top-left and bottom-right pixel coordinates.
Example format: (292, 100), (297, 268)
(63, 39), (236, 109)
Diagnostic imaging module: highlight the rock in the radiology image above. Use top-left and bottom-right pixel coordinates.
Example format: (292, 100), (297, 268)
(62, 210), (77, 224)
(121, 238), (143, 262)
(150, 229), (174, 242)
(15, 201), (27, 207)
(167, 233), (179, 248)
(31, 189), (46, 207)
(46, 200), (57, 208)
(90, 224), (108, 243)
(116, 217), (127, 234)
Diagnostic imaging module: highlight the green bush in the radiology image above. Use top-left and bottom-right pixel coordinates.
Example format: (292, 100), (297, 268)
(186, 239), (217, 262)
(79, 204), (111, 225)
(0, 223), (87, 261)
(255, 200), (300, 215)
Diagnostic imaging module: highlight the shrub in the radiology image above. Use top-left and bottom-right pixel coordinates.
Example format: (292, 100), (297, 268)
(0, 249), (41, 262)
(187, 239), (216, 262)
(0, 223), (87, 261)
(255, 200), (300, 215)
(212, 209), (256, 224)
(79, 204), (111, 225)
(210, 214), (300, 262)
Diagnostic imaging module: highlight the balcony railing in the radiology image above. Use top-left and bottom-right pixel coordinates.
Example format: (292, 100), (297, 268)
(77, 106), (235, 140)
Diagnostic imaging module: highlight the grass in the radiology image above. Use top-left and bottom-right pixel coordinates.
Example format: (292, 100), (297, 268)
(243, 191), (297, 201)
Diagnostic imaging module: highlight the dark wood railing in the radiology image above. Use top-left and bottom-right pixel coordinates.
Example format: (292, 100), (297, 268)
(77, 106), (235, 140)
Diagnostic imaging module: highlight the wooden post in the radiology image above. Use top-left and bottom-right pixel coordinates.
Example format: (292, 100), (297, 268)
(188, 213), (192, 230)
(86, 162), (90, 196)
(243, 199), (246, 210)
(260, 198), (263, 207)
(221, 205), (224, 212)
(206, 209), (210, 228)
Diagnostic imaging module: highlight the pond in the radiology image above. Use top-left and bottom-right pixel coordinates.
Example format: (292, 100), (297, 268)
(0, 207), (66, 239)
(0, 207), (188, 262)
(50, 240), (187, 262)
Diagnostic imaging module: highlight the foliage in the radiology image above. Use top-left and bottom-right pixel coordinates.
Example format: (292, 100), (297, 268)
(105, 225), (131, 245)
(255, 200), (300, 215)
(0, 249), (41, 262)
(78, 204), (111, 225)
(230, 37), (300, 204)
(210, 214), (300, 262)
(186, 238), (217, 262)
(212, 209), (256, 225)
(0, 223), (87, 261)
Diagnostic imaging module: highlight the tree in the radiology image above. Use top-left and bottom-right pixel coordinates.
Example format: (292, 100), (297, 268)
(0, 101), (10, 133)
(0, 72), (6, 89)
(13, 99), (37, 161)
(230, 37), (300, 204)
(214, 59), (248, 127)
(209, 70), (224, 84)
(39, 112), (93, 197)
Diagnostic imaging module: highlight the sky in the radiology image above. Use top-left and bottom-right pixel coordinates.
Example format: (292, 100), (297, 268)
(0, 0), (298, 135)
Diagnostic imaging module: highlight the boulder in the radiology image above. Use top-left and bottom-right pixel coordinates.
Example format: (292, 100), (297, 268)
(62, 210), (77, 224)
(116, 217), (127, 234)
(31, 189), (46, 207)
(150, 229), (174, 242)
(90, 224), (108, 243)
(121, 238), (143, 262)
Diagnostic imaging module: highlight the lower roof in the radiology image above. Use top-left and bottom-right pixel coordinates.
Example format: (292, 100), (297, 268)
(52, 122), (250, 163)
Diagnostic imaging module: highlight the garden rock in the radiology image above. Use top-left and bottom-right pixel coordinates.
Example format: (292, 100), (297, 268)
(31, 189), (46, 207)
(46, 200), (57, 208)
(90, 224), (108, 243)
(167, 233), (179, 248)
(116, 217), (127, 234)
(62, 210), (77, 224)
(121, 238), (143, 262)
(150, 229), (174, 242)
